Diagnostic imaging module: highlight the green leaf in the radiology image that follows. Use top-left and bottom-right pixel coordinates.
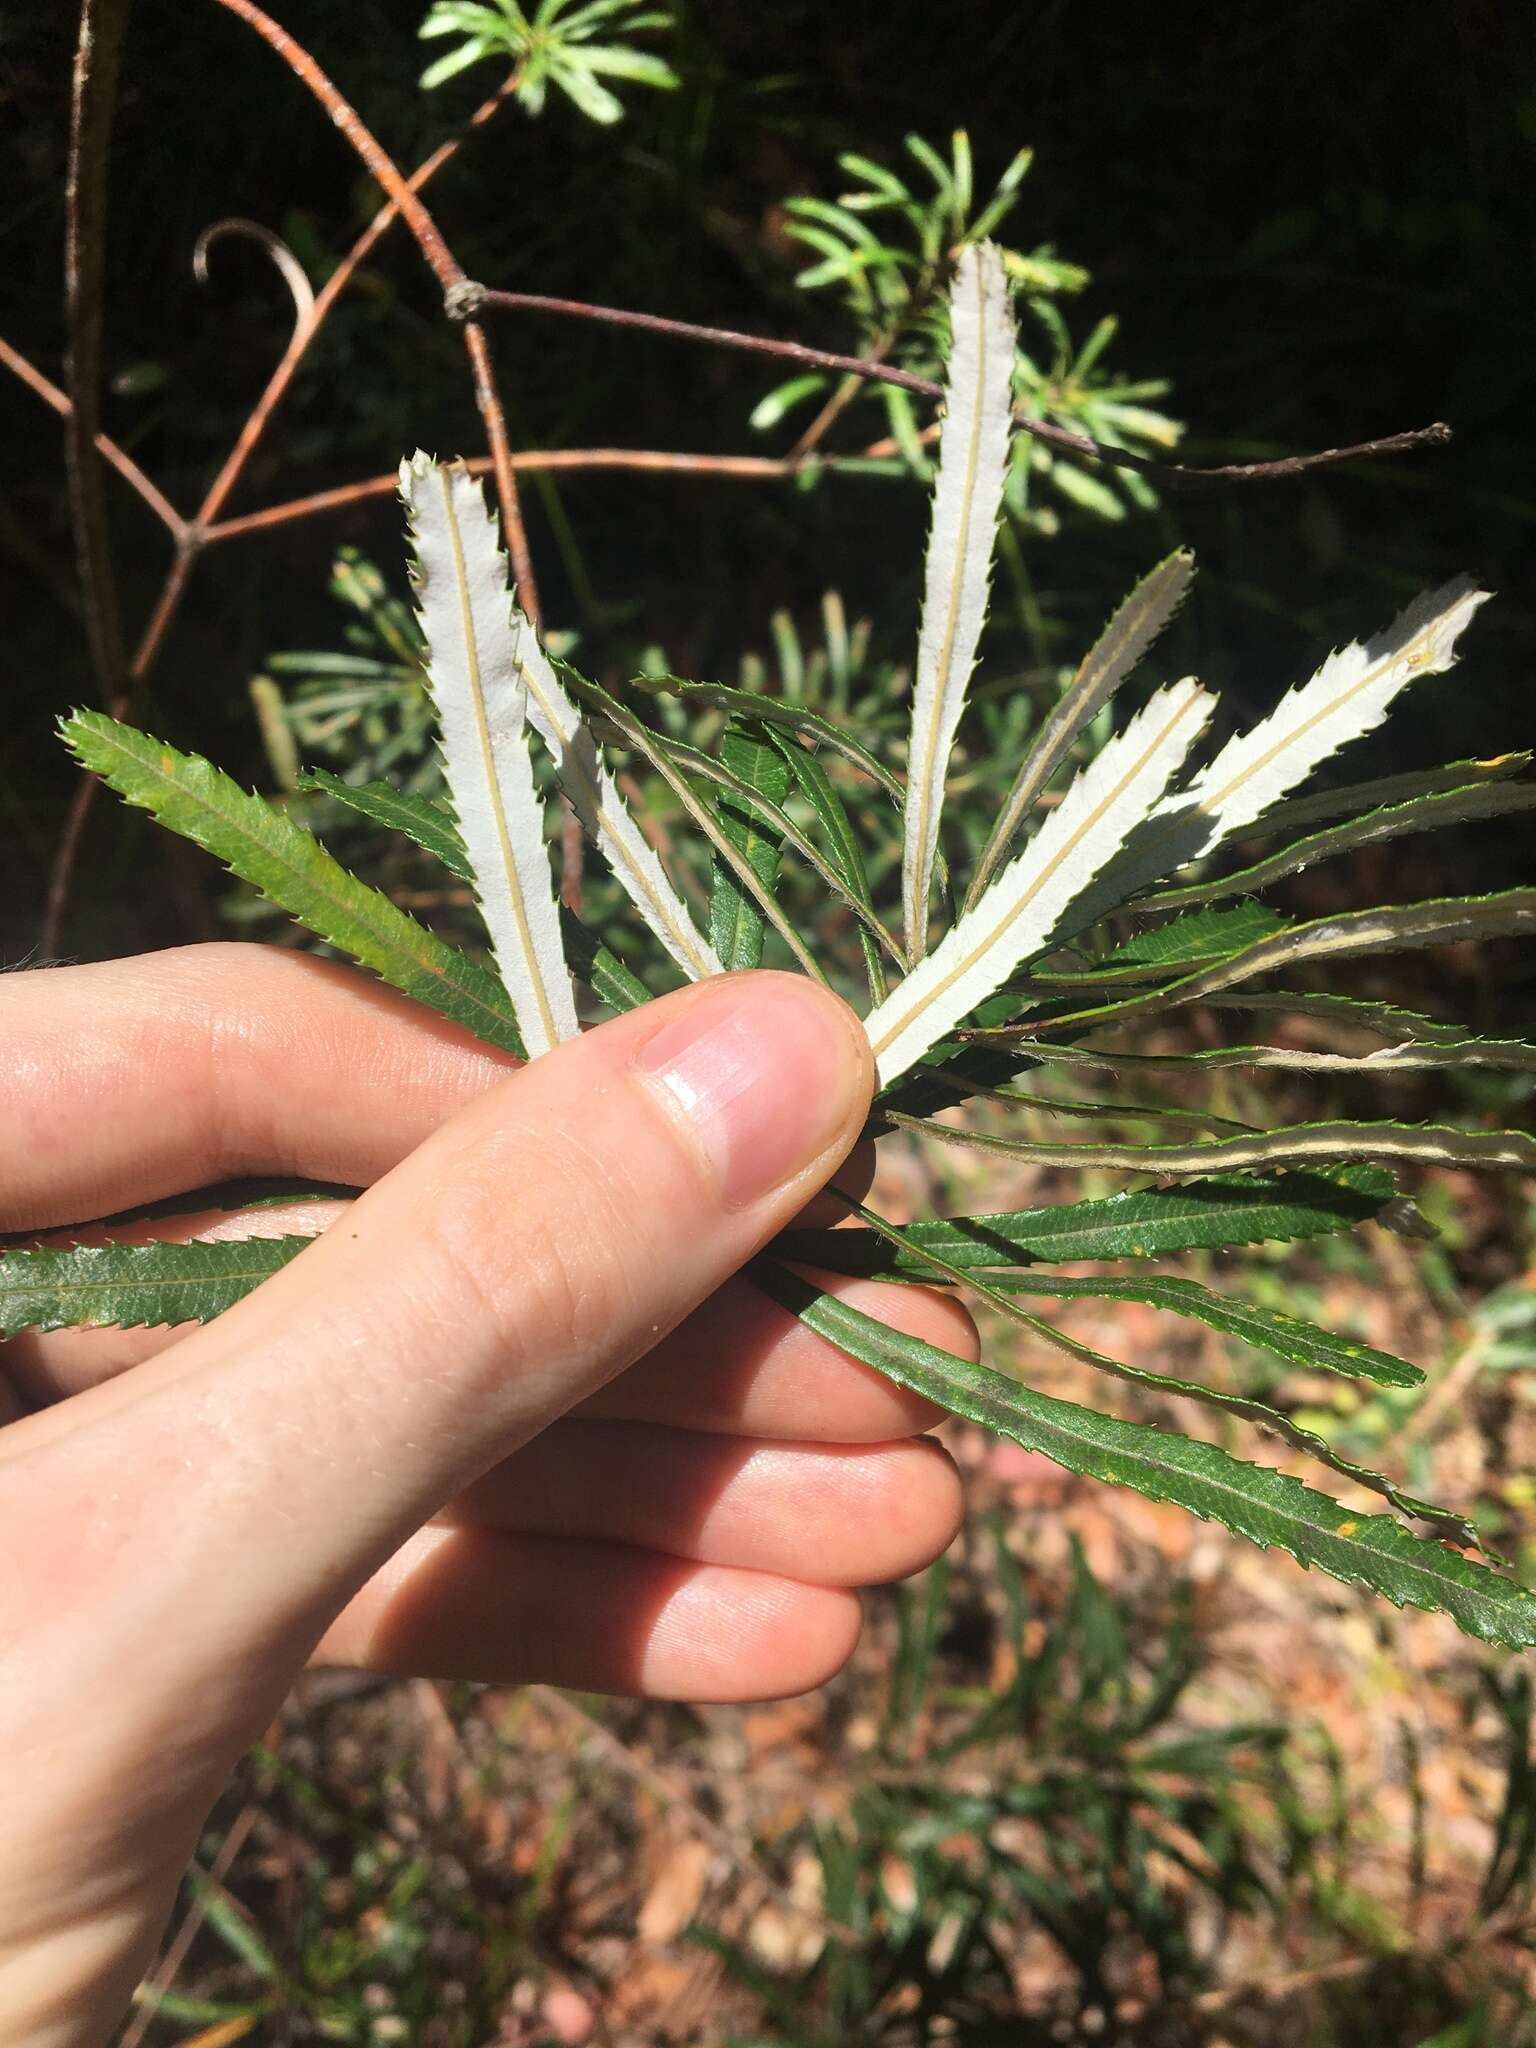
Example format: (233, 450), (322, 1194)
(1000, 889), (1536, 1036)
(1232, 751), (1533, 844)
(1033, 1030), (1536, 1078)
(1143, 778), (1536, 914)
(781, 1164), (1393, 1268)
(754, 1266), (1536, 1650)
(980, 1273), (1422, 1389)
(558, 911), (650, 1012)
(581, 684), (828, 981)
(708, 717), (791, 970)
(1100, 901), (1290, 971)
(626, 674), (903, 799)
(0, 1235), (313, 1337)
(765, 727), (888, 1000)
(887, 1106), (1536, 1176)
(297, 769), (472, 881)
(62, 712), (527, 1058)
(844, 1199), (1468, 1543)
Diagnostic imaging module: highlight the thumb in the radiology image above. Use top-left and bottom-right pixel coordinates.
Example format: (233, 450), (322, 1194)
(25, 971), (873, 1665)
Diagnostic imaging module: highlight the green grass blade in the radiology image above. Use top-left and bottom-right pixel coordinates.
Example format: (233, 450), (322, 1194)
(708, 717), (791, 970)
(296, 768), (473, 880)
(0, 1235), (313, 1336)
(754, 1265), (1536, 1650)
(780, 1164), (1393, 1267)
(63, 712), (527, 1057)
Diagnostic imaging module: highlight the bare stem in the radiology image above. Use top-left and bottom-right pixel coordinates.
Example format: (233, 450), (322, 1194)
(457, 283), (1452, 488)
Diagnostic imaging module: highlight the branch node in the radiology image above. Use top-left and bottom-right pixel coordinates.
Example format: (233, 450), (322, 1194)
(444, 278), (486, 322)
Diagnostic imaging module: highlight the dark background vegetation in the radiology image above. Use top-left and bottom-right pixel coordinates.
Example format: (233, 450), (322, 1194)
(3, 0), (1533, 961)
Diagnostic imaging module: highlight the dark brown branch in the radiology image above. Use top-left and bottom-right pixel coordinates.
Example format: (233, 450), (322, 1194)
(50, 0), (134, 958)
(455, 282), (1452, 489)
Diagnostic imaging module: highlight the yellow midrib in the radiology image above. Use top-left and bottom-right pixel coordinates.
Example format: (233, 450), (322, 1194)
(873, 685), (1207, 1059)
(439, 468), (563, 1053)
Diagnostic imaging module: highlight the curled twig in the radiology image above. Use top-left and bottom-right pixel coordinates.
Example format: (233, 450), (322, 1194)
(193, 217), (317, 336)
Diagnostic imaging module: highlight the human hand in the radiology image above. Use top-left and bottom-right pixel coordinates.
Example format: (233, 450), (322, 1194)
(0, 945), (972, 2046)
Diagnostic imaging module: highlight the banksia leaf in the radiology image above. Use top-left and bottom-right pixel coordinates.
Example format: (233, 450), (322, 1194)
(60, 711), (526, 1058)
(403, 455), (577, 1056)
(902, 242), (1016, 959)
(400, 454), (720, 984)
(966, 547), (1195, 907)
(867, 680), (1214, 1086)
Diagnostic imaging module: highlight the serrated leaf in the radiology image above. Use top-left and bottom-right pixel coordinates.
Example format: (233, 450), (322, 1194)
(1162, 577), (1491, 858)
(1101, 900), (1289, 971)
(1032, 1032), (1536, 1078)
(708, 718), (791, 970)
(0, 1235), (313, 1337)
(1217, 751), (1533, 844)
(781, 1164), (1393, 1268)
(1028, 888), (1536, 1033)
(843, 1200), (1466, 1541)
(400, 468), (717, 984)
(753, 1265), (1536, 1650)
(902, 243), (1016, 959)
(886, 1107), (1536, 1176)
(401, 456), (578, 1055)
(629, 675), (903, 800)
(966, 548), (1195, 909)
(60, 712), (527, 1059)
(1143, 777), (1536, 914)
(866, 680), (1215, 1086)
(297, 770), (473, 881)
(765, 727), (887, 1001)
(583, 679), (827, 981)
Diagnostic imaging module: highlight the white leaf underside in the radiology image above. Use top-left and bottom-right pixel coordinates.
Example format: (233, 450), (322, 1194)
(901, 241), (1017, 962)
(867, 679), (1216, 1086)
(403, 455), (577, 1058)
(1164, 575), (1490, 855)
(403, 455), (720, 986)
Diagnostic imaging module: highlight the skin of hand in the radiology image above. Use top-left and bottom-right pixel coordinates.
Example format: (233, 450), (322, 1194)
(0, 945), (975, 2047)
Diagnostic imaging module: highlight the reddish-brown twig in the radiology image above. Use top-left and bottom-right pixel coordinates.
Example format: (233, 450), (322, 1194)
(210, 0), (540, 620)
(0, 336), (185, 537)
(456, 282), (1452, 488)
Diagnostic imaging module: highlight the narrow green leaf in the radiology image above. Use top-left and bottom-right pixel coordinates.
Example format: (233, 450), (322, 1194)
(0, 1235), (313, 1337)
(1143, 778), (1536, 914)
(1231, 751), (1533, 844)
(558, 912), (650, 1012)
(583, 683), (828, 981)
(781, 1164), (1393, 1267)
(709, 717), (791, 971)
(1099, 901), (1289, 971)
(966, 548), (1195, 907)
(754, 1266), (1536, 1650)
(626, 674), (903, 800)
(61, 712), (527, 1057)
(886, 1107), (1536, 1176)
(842, 1199), (1468, 1543)
(997, 889), (1536, 1037)
(297, 769), (473, 881)
(1032, 1032), (1536, 1078)
(764, 727), (888, 1000)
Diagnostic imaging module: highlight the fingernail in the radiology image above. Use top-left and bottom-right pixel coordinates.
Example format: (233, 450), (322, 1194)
(633, 976), (867, 1208)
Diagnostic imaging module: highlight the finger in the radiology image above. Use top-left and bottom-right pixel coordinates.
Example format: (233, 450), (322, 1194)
(7, 1224), (970, 1442)
(579, 1270), (974, 1439)
(0, 944), (516, 1230)
(446, 1420), (964, 1584)
(11, 974), (873, 1702)
(315, 1528), (864, 1702)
